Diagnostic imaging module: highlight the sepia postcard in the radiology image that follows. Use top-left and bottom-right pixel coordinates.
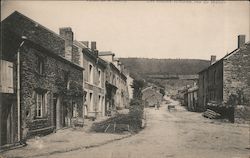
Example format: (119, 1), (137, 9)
(0, 1), (249, 158)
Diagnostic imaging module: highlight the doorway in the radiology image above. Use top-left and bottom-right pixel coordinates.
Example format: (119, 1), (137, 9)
(53, 94), (57, 129)
(0, 96), (16, 146)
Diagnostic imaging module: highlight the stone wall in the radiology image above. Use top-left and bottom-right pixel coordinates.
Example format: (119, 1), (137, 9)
(223, 43), (250, 107)
(20, 43), (83, 137)
(2, 11), (65, 57)
(234, 105), (250, 123)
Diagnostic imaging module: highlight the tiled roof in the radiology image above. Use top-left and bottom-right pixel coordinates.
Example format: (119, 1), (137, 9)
(199, 41), (250, 74)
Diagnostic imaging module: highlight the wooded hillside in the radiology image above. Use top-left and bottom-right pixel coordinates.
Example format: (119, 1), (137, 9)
(119, 58), (210, 79)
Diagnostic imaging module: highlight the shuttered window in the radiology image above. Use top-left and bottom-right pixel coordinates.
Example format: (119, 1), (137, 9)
(0, 60), (14, 93)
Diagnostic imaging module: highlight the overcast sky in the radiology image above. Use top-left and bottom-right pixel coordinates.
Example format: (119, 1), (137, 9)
(1, 1), (249, 60)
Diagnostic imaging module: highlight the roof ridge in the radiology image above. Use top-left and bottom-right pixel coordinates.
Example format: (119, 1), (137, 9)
(6, 11), (65, 41)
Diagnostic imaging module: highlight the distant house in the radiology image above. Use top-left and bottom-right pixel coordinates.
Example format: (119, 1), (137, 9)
(198, 35), (250, 122)
(142, 87), (163, 107)
(0, 12), (84, 148)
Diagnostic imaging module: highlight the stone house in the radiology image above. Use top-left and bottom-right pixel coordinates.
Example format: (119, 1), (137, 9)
(120, 70), (129, 109)
(116, 62), (129, 109)
(77, 42), (107, 119)
(99, 52), (129, 113)
(104, 61), (119, 115)
(198, 35), (250, 122)
(0, 11), (84, 149)
(126, 73), (134, 101)
(142, 87), (163, 107)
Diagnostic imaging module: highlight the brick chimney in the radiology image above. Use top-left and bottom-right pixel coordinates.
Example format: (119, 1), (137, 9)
(80, 41), (89, 48)
(210, 55), (216, 65)
(91, 41), (97, 51)
(238, 35), (245, 49)
(59, 27), (73, 61)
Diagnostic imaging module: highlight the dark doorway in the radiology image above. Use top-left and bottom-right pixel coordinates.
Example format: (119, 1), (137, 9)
(1, 96), (16, 146)
(53, 94), (58, 128)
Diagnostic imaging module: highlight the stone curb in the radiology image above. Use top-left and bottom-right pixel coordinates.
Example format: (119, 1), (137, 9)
(12, 134), (132, 158)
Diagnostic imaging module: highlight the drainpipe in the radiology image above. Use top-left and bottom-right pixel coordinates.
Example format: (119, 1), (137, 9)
(95, 57), (99, 117)
(17, 36), (27, 142)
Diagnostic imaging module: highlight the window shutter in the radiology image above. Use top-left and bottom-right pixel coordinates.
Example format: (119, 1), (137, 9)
(0, 60), (14, 93)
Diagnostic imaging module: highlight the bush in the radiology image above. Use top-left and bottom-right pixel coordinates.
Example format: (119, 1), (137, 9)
(91, 113), (143, 133)
(91, 99), (145, 134)
(91, 79), (146, 134)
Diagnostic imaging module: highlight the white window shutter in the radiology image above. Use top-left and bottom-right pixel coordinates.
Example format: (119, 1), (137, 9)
(0, 60), (14, 93)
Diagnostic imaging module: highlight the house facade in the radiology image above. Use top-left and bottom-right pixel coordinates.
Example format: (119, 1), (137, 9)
(58, 28), (108, 119)
(99, 52), (129, 114)
(198, 35), (250, 122)
(0, 12), (84, 148)
(126, 73), (134, 101)
(80, 42), (106, 119)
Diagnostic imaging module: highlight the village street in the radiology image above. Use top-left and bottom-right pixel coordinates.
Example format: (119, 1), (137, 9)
(37, 97), (249, 158)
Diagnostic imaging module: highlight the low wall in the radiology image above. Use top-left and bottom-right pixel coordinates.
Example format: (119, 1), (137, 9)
(234, 105), (250, 124)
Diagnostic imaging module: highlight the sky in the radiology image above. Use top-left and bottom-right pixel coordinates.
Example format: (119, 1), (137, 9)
(1, 1), (249, 60)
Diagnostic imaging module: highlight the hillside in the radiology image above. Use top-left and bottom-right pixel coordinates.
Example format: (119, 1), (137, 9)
(119, 58), (210, 79)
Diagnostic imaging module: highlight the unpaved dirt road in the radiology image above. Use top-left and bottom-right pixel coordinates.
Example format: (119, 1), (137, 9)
(41, 97), (249, 158)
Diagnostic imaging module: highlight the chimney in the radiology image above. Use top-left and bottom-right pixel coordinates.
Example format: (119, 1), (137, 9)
(238, 35), (245, 49)
(59, 27), (73, 61)
(80, 41), (89, 48)
(210, 55), (216, 65)
(91, 41), (97, 51)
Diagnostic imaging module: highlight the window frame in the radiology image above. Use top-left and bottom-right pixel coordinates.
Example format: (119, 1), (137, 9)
(36, 92), (44, 118)
(88, 63), (94, 84)
(89, 92), (93, 111)
(37, 56), (45, 75)
(35, 91), (48, 119)
(98, 69), (102, 87)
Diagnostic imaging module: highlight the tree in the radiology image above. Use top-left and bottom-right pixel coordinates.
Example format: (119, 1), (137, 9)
(132, 79), (146, 99)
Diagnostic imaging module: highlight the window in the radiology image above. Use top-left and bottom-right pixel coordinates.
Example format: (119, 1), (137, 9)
(64, 72), (70, 90)
(36, 92), (47, 118)
(67, 80), (70, 90)
(0, 60), (14, 93)
(98, 69), (101, 87)
(89, 64), (93, 83)
(73, 102), (78, 117)
(37, 56), (44, 74)
(98, 95), (102, 112)
(36, 93), (43, 117)
(89, 92), (93, 111)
